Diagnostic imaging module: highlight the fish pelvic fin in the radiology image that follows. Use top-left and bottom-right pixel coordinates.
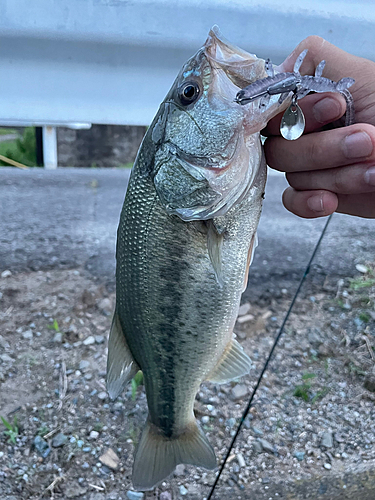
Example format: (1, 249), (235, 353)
(207, 220), (224, 286)
(106, 311), (139, 400)
(242, 232), (258, 292)
(206, 338), (251, 384)
(132, 417), (217, 491)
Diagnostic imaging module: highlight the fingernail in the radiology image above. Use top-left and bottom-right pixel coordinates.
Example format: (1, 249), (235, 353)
(307, 194), (324, 212)
(343, 131), (373, 159)
(313, 97), (342, 123)
(364, 166), (375, 185)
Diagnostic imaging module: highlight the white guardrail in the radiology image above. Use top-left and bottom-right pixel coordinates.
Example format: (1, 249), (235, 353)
(0, 0), (374, 167)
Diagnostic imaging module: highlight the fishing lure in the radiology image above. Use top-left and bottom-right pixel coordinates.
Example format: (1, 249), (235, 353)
(235, 49), (355, 140)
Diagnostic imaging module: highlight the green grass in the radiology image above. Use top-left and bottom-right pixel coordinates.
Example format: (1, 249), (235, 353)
(0, 127), (37, 167)
(293, 372), (329, 404)
(302, 372), (317, 380)
(0, 128), (18, 135)
(47, 319), (60, 332)
(1, 416), (19, 444)
(294, 383), (311, 402)
(359, 312), (371, 323)
(131, 371), (144, 400)
(350, 277), (375, 290)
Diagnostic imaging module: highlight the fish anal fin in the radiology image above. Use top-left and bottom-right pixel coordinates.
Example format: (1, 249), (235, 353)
(132, 418), (216, 491)
(207, 338), (251, 384)
(207, 220), (224, 285)
(242, 232), (258, 292)
(106, 312), (139, 400)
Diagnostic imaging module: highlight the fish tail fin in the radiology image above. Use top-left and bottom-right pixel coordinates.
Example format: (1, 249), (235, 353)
(132, 417), (216, 491)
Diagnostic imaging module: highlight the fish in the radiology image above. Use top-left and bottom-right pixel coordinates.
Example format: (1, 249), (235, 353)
(106, 26), (291, 491)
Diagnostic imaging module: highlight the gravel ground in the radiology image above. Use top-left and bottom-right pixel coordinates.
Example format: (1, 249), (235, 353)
(0, 260), (374, 500)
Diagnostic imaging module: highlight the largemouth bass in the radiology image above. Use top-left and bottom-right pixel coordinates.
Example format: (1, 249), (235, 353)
(107, 27), (290, 491)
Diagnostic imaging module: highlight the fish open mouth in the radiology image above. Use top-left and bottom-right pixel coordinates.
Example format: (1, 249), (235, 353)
(204, 26), (267, 92)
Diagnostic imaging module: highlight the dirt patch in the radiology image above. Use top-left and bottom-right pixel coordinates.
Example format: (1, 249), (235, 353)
(0, 265), (374, 499)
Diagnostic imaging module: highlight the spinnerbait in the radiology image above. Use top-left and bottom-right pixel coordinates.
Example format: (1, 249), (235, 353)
(235, 49), (355, 140)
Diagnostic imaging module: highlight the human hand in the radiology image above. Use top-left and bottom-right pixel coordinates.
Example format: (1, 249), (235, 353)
(263, 36), (375, 219)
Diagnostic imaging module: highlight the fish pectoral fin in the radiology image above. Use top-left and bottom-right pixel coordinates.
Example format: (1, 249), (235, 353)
(106, 312), (139, 400)
(242, 232), (258, 292)
(132, 417), (216, 491)
(207, 220), (224, 285)
(206, 338), (251, 384)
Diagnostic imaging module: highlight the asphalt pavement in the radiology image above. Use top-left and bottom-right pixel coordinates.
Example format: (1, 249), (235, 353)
(0, 167), (373, 298)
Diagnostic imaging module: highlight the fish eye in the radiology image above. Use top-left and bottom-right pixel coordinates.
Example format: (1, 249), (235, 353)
(178, 81), (201, 105)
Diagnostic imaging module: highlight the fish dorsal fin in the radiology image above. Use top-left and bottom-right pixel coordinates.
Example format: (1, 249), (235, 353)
(106, 312), (139, 400)
(207, 220), (224, 285)
(206, 338), (251, 384)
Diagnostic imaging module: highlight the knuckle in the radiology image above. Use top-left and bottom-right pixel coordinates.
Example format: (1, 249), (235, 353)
(305, 138), (322, 166)
(332, 169), (347, 192)
(303, 35), (325, 49)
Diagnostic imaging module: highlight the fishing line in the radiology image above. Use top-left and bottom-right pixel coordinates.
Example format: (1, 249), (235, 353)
(206, 213), (333, 500)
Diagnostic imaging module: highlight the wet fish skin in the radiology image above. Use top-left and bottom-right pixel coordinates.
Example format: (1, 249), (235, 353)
(106, 27), (285, 491)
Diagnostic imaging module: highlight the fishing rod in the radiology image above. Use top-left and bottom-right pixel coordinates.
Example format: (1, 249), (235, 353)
(206, 214), (333, 500)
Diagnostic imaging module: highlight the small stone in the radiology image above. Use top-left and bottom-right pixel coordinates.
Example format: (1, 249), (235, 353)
(98, 391), (107, 400)
(1, 270), (12, 278)
(22, 330), (33, 340)
(79, 360), (90, 372)
(84, 373), (93, 380)
(231, 384), (248, 401)
(83, 336), (95, 346)
(179, 485), (188, 496)
(83, 447), (91, 452)
(0, 353), (14, 364)
(294, 451), (305, 461)
(95, 335), (105, 344)
(174, 464), (185, 476)
(236, 314), (254, 324)
(237, 453), (246, 468)
(342, 452), (349, 459)
(82, 462), (90, 469)
(33, 436), (50, 458)
(53, 332), (63, 343)
(51, 433), (68, 448)
(227, 417), (237, 429)
(334, 432), (346, 443)
(355, 264), (368, 274)
(77, 440), (84, 448)
(201, 416), (210, 424)
(65, 484), (88, 498)
(252, 426), (263, 436)
(324, 463), (332, 470)
(159, 492), (172, 500)
(0, 335), (9, 349)
(238, 302), (251, 316)
(321, 432), (333, 448)
(89, 431), (100, 440)
(99, 448), (120, 470)
(253, 441), (263, 453)
(98, 298), (112, 313)
(126, 491), (144, 500)
(258, 439), (275, 453)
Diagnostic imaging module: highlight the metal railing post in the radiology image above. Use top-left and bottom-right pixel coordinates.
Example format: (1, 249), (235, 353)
(42, 125), (58, 169)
